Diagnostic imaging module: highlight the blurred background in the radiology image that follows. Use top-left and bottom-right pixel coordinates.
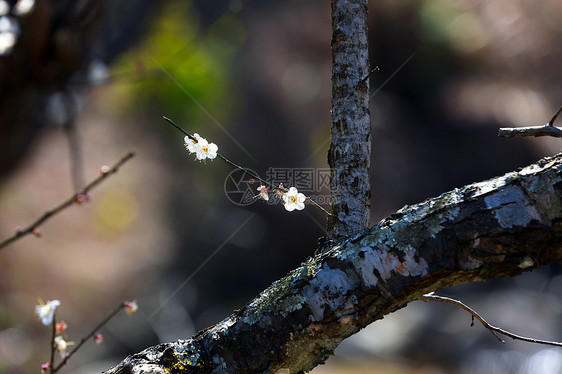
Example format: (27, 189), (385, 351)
(0, 0), (561, 373)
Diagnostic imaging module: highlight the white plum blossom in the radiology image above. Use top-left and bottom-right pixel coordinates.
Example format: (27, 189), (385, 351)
(195, 138), (218, 160)
(35, 299), (60, 325)
(184, 133), (201, 154)
(257, 185), (269, 201)
(184, 134), (218, 161)
(282, 187), (306, 211)
(54, 335), (74, 358)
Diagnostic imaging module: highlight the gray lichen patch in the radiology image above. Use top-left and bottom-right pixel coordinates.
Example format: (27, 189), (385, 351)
(484, 185), (541, 228)
(129, 363), (169, 374)
(171, 341), (200, 365)
(352, 204), (460, 255)
(352, 246), (428, 286)
(242, 285), (280, 326)
(519, 156), (559, 176)
(242, 264), (315, 326)
(302, 264), (358, 321)
(278, 293), (308, 315)
(209, 316), (237, 339)
(464, 172), (520, 199)
(520, 173), (562, 221)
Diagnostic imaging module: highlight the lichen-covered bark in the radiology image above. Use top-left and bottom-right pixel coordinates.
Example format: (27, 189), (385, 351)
(105, 153), (562, 374)
(327, 0), (372, 242)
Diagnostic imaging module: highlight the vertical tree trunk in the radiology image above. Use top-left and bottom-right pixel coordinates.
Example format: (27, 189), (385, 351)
(328, 0), (372, 242)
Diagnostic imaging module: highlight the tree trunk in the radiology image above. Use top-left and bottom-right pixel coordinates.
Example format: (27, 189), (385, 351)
(105, 152), (562, 374)
(327, 0), (372, 242)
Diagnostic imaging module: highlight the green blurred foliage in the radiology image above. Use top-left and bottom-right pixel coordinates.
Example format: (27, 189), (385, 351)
(419, 0), (487, 54)
(108, 0), (245, 135)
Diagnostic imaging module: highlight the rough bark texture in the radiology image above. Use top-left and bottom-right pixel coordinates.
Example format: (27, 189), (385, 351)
(327, 0), (372, 242)
(105, 153), (562, 374)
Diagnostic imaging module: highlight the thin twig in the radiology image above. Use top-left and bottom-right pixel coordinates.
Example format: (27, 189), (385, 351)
(360, 66), (380, 83)
(498, 105), (562, 138)
(53, 301), (127, 373)
(163, 116), (334, 217)
(0, 151), (136, 250)
(548, 105), (562, 126)
(49, 312), (57, 374)
(421, 293), (562, 347)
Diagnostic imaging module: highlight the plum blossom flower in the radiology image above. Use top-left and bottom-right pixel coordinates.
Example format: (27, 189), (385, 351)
(35, 299), (60, 325)
(124, 300), (138, 315)
(93, 333), (104, 344)
(54, 336), (74, 358)
(275, 183), (286, 198)
(55, 321), (68, 335)
(184, 133), (201, 154)
(256, 185), (269, 201)
(282, 187), (306, 212)
(195, 138), (218, 160)
(184, 134), (218, 161)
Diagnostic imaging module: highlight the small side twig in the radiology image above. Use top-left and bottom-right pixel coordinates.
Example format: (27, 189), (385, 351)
(0, 151), (136, 251)
(499, 105), (562, 138)
(360, 66), (380, 83)
(421, 293), (562, 348)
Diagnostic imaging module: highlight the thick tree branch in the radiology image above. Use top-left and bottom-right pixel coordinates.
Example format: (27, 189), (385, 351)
(106, 153), (562, 374)
(328, 0), (372, 241)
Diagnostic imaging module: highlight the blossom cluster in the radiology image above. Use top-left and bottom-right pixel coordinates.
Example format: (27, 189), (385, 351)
(185, 134), (218, 161)
(182, 130), (308, 212)
(255, 184), (306, 211)
(35, 299), (75, 362)
(36, 298), (138, 372)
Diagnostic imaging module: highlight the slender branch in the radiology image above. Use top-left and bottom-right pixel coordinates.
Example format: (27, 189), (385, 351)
(53, 301), (127, 372)
(0, 151), (136, 250)
(551, 105), (562, 125)
(421, 293), (562, 348)
(498, 105), (562, 138)
(162, 116), (334, 217)
(49, 312), (57, 374)
(498, 124), (562, 138)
